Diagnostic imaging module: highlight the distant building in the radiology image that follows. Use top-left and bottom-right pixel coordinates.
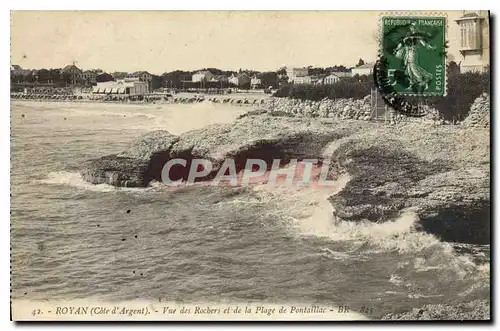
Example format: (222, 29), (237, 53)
(250, 75), (262, 89)
(286, 67), (309, 83)
(81, 70), (98, 85)
(61, 63), (83, 86)
(310, 75), (325, 85)
(324, 72), (351, 84)
(216, 75), (228, 83)
(229, 73), (251, 87)
(192, 70), (215, 82)
(292, 76), (312, 85)
(455, 10), (490, 73)
(351, 63), (374, 76)
(129, 71), (153, 83)
(208, 75), (228, 84)
(92, 78), (148, 96)
(10, 64), (31, 77)
(127, 71), (153, 90)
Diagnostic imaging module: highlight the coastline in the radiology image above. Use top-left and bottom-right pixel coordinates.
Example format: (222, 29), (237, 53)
(13, 98), (490, 320)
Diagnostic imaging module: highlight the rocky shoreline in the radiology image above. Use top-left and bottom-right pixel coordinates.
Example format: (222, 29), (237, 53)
(80, 98), (490, 320)
(81, 111), (490, 244)
(12, 92), (491, 129)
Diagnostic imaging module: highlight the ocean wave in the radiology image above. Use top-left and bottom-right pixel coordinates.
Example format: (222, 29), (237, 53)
(251, 174), (444, 253)
(38, 171), (149, 193)
(250, 173), (488, 281)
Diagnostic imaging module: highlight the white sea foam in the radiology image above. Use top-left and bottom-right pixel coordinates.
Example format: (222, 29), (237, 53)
(251, 171), (488, 282)
(39, 171), (149, 193)
(252, 173), (445, 254)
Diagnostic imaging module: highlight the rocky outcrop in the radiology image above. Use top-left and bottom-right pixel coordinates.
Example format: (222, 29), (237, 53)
(81, 112), (490, 244)
(462, 93), (490, 128)
(325, 123), (490, 244)
(382, 299), (490, 320)
(82, 131), (179, 187)
(81, 155), (150, 187)
(81, 116), (360, 188)
(262, 96), (449, 126)
(264, 96), (373, 120)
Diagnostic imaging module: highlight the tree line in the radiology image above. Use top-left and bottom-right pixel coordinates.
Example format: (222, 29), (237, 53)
(11, 62), (367, 90)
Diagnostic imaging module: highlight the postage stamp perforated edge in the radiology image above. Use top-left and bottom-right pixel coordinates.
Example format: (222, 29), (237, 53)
(377, 11), (449, 97)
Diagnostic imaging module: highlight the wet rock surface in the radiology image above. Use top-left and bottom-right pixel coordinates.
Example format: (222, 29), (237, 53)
(81, 154), (149, 187)
(324, 123), (490, 245)
(80, 106), (490, 321)
(81, 112), (490, 246)
(81, 116), (360, 187)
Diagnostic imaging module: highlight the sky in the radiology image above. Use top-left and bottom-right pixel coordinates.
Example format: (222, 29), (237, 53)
(11, 11), (464, 74)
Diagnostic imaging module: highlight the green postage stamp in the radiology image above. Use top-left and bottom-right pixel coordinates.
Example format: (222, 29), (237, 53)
(381, 16), (447, 96)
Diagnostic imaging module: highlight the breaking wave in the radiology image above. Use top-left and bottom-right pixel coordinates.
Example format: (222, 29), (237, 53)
(38, 171), (151, 193)
(247, 172), (489, 281)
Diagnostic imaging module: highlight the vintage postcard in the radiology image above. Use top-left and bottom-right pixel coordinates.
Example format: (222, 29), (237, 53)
(10, 10), (490, 321)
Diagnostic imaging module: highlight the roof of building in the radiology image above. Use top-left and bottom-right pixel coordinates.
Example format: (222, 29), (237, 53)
(11, 65), (22, 70)
(96, 79), (145, 88)
(61, 64), (81, 73)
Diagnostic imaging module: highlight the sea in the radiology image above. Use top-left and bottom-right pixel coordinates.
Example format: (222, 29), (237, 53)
(10, 100), (490, 319)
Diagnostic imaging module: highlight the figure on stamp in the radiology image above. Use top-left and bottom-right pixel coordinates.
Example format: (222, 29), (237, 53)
(381, 17), (446, 98)
(393, 22), (435, 92)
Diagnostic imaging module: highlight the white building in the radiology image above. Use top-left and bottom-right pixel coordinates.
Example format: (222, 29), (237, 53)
(192, 70), (215, 82)
(229, 73), (251, 87)
(250, 75), (262, 89)
(323, 72), (352, 84)
(455, 11), (490, 73)
(351, 63), (374, 76)
(286, 67), (309, 83)
(292, 76), (312, 85)
(92, 78), (149, 96)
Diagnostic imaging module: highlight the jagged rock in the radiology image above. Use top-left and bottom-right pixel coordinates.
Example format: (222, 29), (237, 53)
(237, 108), (268, 119)
(81, 155), (150, 187)
(81, 114), (490, 246)
(82, 130), (179, 187)
(325, 123), (490, 244)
